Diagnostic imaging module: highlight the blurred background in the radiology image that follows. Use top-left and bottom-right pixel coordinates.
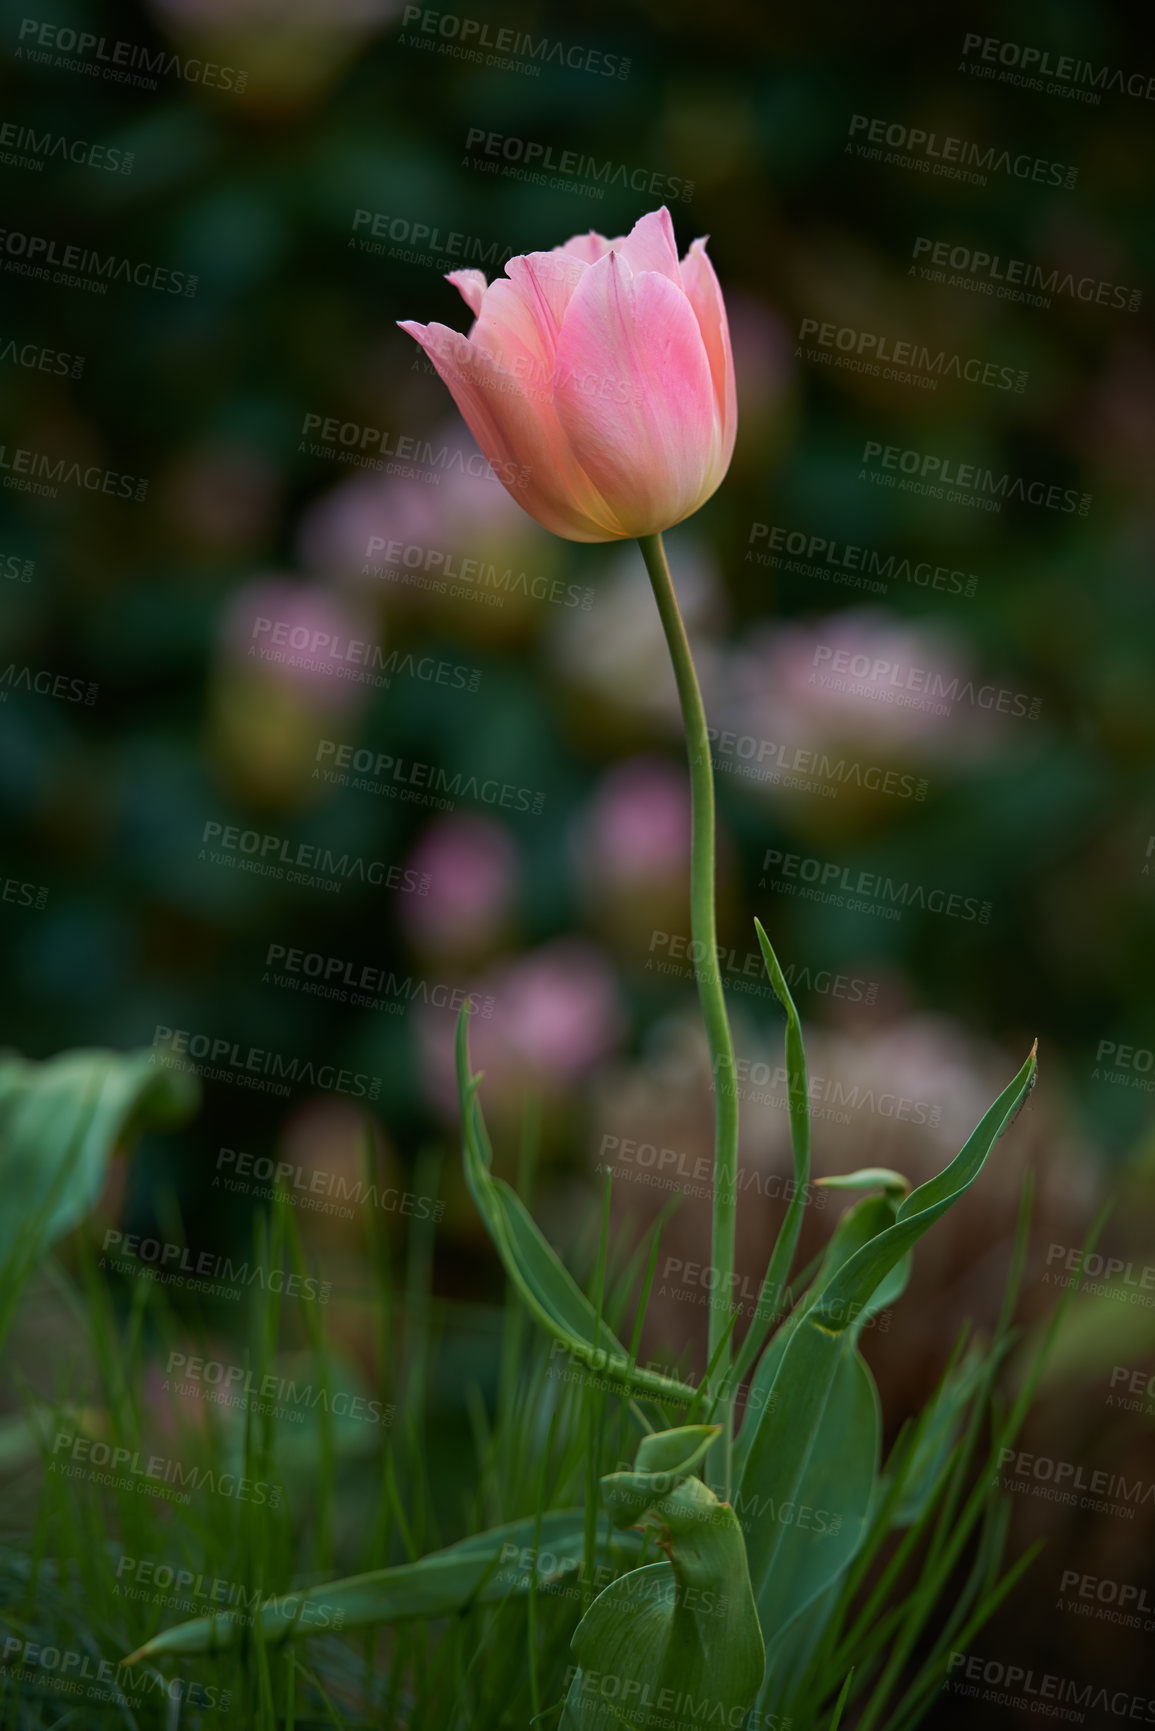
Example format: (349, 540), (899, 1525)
(2, 0), (1155, 1721)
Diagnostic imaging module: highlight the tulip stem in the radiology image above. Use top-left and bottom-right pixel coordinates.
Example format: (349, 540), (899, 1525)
(637, 531), (738, 1499)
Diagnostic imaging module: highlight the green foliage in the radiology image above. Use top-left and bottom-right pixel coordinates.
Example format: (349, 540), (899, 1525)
(456, 1013), (699, 1409)
(0, 937), (1054, 1728)
(0, 1048), (200, 1340)
(562, 1426), (764, 1730)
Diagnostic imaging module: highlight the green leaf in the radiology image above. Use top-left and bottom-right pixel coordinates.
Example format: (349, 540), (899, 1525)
(818, 1169), (910, 1196)
(888, 1349), (989, 1528)
(126, 1509), (628, 1662)
(562, 1427), (764, 1730)
(750, 1348), (880, 1663)
(0, 1048), (200, 1274)
(734, 1192), (901, 1483)
(737, 1044), (1037, 1672)
(728, 922), (813, 1391)
(814, 1044), (1037, 1334)
(456, 1011), (697, 1406)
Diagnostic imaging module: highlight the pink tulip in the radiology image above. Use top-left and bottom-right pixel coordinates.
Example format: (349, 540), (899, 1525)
(399, 208), (736, 543)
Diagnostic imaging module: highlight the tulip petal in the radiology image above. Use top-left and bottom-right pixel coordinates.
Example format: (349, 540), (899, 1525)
(506, 251), (587, 345)
(552, 251), (722, 536)
(558, 231), (618, 265)
(397, 319), (622, 542)
(469, 278), (556, 402)
(615, 207), (681, 286)
(446, 270), (487, 319)
(680, 239), (737, 463)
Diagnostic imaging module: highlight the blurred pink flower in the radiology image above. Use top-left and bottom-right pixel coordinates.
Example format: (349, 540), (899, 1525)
(401, 814), (519, 955)
(575, 756), (691, 890)
(218, 575), (373, 712)
(418, 937), (626, 1119)
(722, 608), (991, 764)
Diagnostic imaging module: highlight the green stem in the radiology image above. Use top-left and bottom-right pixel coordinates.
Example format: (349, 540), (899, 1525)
(637, 531), (739, 1498)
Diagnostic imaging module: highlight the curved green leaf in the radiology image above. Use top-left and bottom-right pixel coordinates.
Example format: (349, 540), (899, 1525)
(729, 922), (813, 1391)
(456, 1011), (696, 1406)
(737, 1045), (1036, 1670)
(818, 1169), (910, 1196)
(563, 1427), (764, 1730)
(0, 1048), (200, 1274)
(734, 1191), (902, 1482)
(126, 1509), (630, 1662)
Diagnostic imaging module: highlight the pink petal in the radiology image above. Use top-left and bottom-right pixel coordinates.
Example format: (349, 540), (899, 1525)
(551, 251), (721, 537)
(469, 277), (557, 403)
(506, 251), (587, 344)
(679, 239), (737, 465)
(397, 319), (621, 542)
(558, 230), (618, 265)
(615, 207), (681, 286)
(446, 269), (487, 319)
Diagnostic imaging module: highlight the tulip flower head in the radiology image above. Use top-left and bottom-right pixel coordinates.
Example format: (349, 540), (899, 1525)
(399, 208), (736, 542)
